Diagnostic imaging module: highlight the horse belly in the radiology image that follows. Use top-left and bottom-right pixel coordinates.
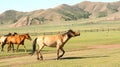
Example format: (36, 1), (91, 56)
(45, 42), (57, 47)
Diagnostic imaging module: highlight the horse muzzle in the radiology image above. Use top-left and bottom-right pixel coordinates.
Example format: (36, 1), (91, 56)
(28, 38), (32, 41)
(75, 32), (80, 36)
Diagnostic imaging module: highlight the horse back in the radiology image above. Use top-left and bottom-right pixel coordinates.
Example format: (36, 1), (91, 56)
(6, 35), (23, 44)
(37, 35), (64, 47)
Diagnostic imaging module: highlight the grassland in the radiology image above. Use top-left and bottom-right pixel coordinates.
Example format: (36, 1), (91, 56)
(17, 48), (120, 67)
(0, 19), (120, 67)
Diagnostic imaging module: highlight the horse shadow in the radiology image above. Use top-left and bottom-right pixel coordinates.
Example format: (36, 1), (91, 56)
(18, 49), (49, 53)
(16, 49), (31, 52)
(61, 55), (109, 60)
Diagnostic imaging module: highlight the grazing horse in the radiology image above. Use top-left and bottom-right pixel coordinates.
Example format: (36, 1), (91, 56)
(2, 33), (32, 52)
(32, 29), (80, 60)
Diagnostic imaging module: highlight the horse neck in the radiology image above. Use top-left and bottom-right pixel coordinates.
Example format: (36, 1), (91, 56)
(23, 35), (27, 39)
(18, 35), (26, 40)
(62, 34), (71, 43)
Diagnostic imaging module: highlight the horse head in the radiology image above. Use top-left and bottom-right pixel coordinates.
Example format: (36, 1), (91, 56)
(25, 33), (32, 41)
(67, 29), (80, 38)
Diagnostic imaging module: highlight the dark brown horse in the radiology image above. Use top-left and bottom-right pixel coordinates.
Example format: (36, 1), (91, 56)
(2, 33), (32, 52)
(32, 29), (80, 60)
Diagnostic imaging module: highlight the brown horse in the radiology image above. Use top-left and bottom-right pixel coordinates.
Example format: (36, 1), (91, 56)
(32, 29), (80, 60)
(2, 33), (32, 52)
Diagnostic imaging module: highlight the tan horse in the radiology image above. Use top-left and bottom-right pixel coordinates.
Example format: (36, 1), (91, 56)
(0, 33), (13, 51)
(2, 33), (32, 52)
(0, 33), (12, 44)
(32, 29), (80, 60)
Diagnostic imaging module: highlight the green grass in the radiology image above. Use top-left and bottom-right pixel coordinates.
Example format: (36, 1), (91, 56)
(0, 20), (120, 35)
(0, 31), (120, 59)
(0, 20), (120, 67)
(0, 20), (120, 58)
(17, 48), (120, 67)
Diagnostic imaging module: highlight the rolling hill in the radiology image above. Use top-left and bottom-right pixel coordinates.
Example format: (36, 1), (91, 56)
(0, 1), (120, 27)
(74, 1), (120, 18)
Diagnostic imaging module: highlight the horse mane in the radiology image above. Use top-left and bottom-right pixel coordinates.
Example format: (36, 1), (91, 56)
(4, 33), (12, 36)
(62, 31), (67, 36)
(62, 29), (73, 38)
(62, 30), (72, 38)
(12, 32), (18, 36)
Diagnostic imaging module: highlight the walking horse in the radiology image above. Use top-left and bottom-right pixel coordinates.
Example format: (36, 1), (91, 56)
(0, 33), (12, 45)
(0, 33), (13, 51)
(1, 33), (32, 52)
(32, 29), (80, 60)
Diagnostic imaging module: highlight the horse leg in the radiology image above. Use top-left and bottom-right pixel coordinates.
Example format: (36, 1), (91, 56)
(56, 48), (60, 60)
(59, 48), (65, 58)
(22, 42), (26, 52)
(57, 43), (64, 60)
(37, 44), (44, 60)
(11, 44), (15, 52)
(56, 44), (63, 60)
(21, 42), (27, 52)
(7, 44), (11, 52)
(1, 45), (4, 52)
(1, 42), (6, 52)
(23, 45), (27, 52)
(1, 44), (4, 52)
(16, 44), (20, 52)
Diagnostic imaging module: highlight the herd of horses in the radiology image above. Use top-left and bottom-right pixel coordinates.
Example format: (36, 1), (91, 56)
(0, 29), (80, 60)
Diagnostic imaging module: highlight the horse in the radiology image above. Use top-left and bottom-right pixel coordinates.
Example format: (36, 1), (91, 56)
(2, 33), (32, 52)
(4, 32), (19, 52)
(31, 29), (80, 60)
(0, 33), (12, 44)
(0, 33), (13, 51)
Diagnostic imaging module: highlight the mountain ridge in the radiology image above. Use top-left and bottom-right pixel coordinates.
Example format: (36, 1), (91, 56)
(0, 1), (120, 27)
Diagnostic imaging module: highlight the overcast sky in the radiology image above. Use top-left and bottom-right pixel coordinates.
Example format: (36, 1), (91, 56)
(0, 0), (119, 14)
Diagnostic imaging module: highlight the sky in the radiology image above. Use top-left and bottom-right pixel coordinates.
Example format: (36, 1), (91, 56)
(0, 0), (119, 14)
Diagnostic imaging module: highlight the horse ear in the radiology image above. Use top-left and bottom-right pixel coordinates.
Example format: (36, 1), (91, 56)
(68, 29), (73, 32)
(14, 32), (18, 34)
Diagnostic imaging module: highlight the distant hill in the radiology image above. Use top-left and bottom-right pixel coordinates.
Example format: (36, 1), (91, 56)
(10, 16), (41, 27)
(0, 1), (120, 27)
(74, 1), (120, 18)
(27, 4), (90, 21)
(0, 10), (26, 24)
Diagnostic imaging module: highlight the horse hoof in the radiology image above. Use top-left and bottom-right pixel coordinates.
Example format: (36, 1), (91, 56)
(41, 58), (43, 60)
(37, 58), (39, 60)
(56, 58), (60, 60)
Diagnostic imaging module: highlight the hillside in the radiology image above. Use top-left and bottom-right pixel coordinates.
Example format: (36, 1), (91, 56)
(0, 1), (120, 27)
(10, 16), (41, 27)
(0, 10), (26, 24)
(74, 1), (120, 18)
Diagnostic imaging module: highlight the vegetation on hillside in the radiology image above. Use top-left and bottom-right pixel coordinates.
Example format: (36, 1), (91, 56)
(0, 1), (120, 27)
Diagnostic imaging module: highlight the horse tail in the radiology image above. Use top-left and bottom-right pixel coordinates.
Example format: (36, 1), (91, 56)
(2, 37), (7, 46)
(1, 37), (7, 51)
(31, 37), (37, 55)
